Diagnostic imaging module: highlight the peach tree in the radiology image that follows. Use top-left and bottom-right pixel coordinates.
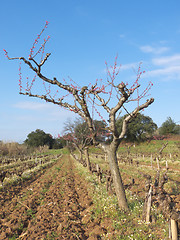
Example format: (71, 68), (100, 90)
(4, 22), (154, 210)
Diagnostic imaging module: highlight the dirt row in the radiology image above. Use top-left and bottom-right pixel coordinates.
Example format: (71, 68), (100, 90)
(0, 156), (113, 240)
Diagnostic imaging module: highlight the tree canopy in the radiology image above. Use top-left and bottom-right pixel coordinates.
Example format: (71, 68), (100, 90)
(159, 117), (180, 135)
(52, 137), (66, 149)
(116, 113), (157, 142)
(25, 129), (54, 148)
(63, 118), (107, 149)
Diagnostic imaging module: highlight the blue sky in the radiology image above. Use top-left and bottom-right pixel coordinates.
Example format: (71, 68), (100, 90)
(1, 0), (180, 142)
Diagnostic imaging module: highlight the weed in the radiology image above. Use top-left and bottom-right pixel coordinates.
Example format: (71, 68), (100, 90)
(59, 189), (64, 197)
(26, 208), (36, 218)
(8, 235), (18, 240)
(55, 162), (64, 172)
(55, 167), (61, 171)
(41, 181), (52, 194)
(45, 231), (59, 240)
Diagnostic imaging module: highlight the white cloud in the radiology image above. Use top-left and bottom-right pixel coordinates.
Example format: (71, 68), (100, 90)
(14, 101), (51, 110)
(119, 34), (125, 38)
(140, 45), (170, 54)
(152, 54), (180, 66)
(13, 100), (76, 119)
(120, 62), (138, 71)
(146, 65), (180, 78)
(102, 62), (141, 80)
(146, 54), (180, 80)
(104, 62), (139, 74)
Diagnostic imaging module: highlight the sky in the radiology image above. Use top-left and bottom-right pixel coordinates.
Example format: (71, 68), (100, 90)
(0, 0), (180, 142)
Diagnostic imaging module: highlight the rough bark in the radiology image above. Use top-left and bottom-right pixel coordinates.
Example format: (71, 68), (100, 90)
(78, 149), (83, 162)
(84, 147), (91, 172)
(105, 142), (128, 210)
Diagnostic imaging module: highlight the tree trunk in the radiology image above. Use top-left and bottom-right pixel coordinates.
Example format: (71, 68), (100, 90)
(78, 149), (83, 162)
(106, 144), (128, 210)
(84, 147), (91, 172)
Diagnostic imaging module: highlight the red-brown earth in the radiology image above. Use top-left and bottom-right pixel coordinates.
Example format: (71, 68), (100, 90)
(0, 156), (114, 240)
(0, 154), (180, 239)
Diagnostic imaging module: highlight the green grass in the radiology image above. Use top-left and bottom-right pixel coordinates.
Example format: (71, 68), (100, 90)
(44, 232), (60, 240)
(117, 139), (180, 155)
(41, 181), (52, 194)
(74, 158), (169, 240)
(26, 208), (36, 218)
(72, 138), (180, 239)
(85, 139), (180, 162)
(43, 147), (70, 155)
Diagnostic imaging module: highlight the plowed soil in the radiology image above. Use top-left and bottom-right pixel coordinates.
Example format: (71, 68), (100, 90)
(0, 156), (111, 240)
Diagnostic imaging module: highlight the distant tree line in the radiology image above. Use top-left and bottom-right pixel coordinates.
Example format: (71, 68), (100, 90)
(158, 117), (180, 135)
(24, 115), (180, 149)
(24, 129), (66, 149)
(116, 113), (158, 142)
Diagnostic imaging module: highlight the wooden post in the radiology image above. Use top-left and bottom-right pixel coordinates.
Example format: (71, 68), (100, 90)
(96, 164), (101, 183)
(106, 170), (113, 193)
(146, 185), (152, 223)
(156, 157), (160, 171)
(170, 219), (178, 240)
(151, 154), (153, 168)
(166, 160), (169, 171)
(105, 153), (107, 162)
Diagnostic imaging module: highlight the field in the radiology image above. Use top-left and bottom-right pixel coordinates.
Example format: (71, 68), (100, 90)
(0, 139), (180, 239)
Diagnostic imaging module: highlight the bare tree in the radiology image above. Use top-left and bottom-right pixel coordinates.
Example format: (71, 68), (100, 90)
(63, 119), (92, 169)
(4, 22), (154, 210)
(63, 118), (106, 171)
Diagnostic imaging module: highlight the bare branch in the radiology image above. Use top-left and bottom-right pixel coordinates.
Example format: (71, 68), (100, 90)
(119, 98), (154, 139)
(89, 91), (111, 113)
(40, 53), (51, 66)
(19, 91), (85, 118)
(20, 57), (38, 72)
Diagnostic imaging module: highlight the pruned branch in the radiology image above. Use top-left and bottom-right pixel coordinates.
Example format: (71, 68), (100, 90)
(119, 98), (154, 139)
(89, 91), (111, 113)
(19, 91), (85, 118)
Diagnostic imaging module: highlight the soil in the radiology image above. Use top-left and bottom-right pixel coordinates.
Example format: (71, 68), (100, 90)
(0, 156), (113, 240)
(0, 154), (180, 239)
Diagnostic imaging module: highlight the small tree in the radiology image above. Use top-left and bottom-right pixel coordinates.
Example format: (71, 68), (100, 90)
(52, 137), (66, 149)
(159, 117), (179, 135)
(63, 119), (92, 162)
(4, 22), (154, 210)
(63, 118), (107, 170)
(25, 129), (54, 148)
(116, 113), (157, 142)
